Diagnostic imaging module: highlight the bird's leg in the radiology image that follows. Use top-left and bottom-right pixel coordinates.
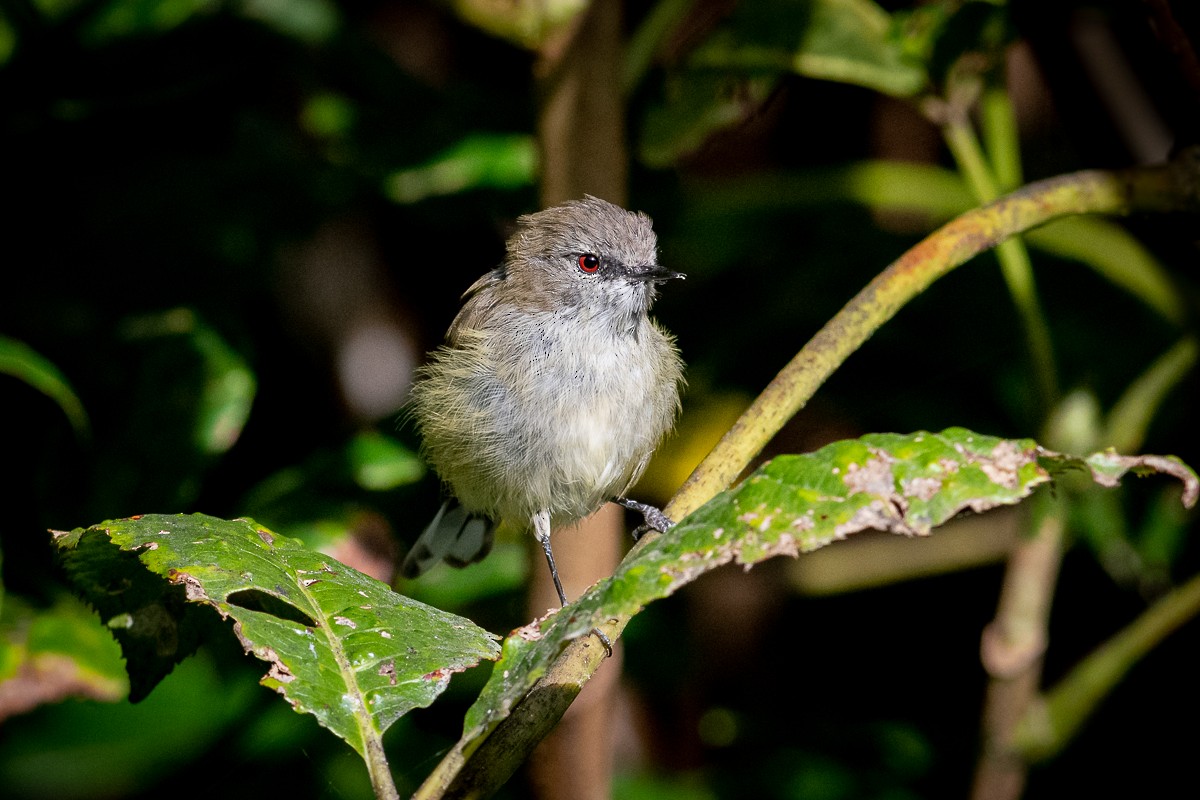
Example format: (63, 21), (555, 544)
(532, 509), (612, 656)
(532, 509), (569, 606)
(612, 496), (675, 541)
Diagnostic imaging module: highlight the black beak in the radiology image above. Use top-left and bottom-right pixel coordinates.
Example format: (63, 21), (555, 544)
(627, 264), (685, 283)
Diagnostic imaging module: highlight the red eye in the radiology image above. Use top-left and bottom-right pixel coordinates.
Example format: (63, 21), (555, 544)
(577, 254), (600, 273)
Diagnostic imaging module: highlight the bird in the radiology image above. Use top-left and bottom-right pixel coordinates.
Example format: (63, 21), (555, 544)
(402, 195), (685, 628)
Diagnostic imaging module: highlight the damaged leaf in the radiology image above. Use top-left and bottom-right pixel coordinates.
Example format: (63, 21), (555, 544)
(461, 428), (1197, 742)
(53, 514), (501, 758)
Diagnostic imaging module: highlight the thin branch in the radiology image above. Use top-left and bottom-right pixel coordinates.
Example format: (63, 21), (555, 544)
(1014, 564), (1200, 762)
(971, 493), (1066, 800)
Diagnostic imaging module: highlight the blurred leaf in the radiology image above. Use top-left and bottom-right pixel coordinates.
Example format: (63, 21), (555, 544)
(1134, 485), (1192, 575)
(639, 72), (778, 167)
(687, 0), (927, 97)
(82, 0), (219, 43)
(0, 651), (256, 800)
(448, 0), (587, 50)
(921, 0), (1013, 89)
(191, 323), (256, 455)
(460, 429), (1197, 742)
(239, 0), (340, 44)
(53, 514), (501, 758)
(624, 0), (697, 92)
(384, 134), (536, 203)
(301, 91), (356, 140)
(685, 161), (973, 221)
(688, 163), (1185, 324)
(0, 593), (128, 722)
(121, 308), (255, 456)
(0, 13), (15, 65)
(1104, 337), (1196, 454)
(613, 770), (717, 800)
(0, 335), (89, 438)
(348, 430), (424, 491)
(1025, 218), (1187, 326)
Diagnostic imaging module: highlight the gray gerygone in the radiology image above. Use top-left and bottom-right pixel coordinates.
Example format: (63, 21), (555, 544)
(402, 195), (685, 620)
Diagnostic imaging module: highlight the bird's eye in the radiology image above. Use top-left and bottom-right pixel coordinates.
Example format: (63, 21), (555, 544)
(577, 254), (600, 273)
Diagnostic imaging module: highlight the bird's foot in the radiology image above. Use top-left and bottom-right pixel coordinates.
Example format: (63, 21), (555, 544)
(612, 497), (674, 541)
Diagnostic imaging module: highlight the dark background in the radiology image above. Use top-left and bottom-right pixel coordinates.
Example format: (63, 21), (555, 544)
(1, 0), (1198, 798)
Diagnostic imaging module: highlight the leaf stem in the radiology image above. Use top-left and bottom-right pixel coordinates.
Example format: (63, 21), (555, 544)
(981, 86), (1024, 192)
(292, 575), (399, 800)
(942, 107), (1059, 408)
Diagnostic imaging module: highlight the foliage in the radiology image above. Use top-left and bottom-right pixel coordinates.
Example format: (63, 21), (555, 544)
(3, 0), (1199, 799)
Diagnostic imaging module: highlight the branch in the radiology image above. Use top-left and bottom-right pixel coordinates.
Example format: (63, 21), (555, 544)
(1013, 566), (1200, 762)
(416, 151), (1200, 799)
(668, 152), (1198, 523)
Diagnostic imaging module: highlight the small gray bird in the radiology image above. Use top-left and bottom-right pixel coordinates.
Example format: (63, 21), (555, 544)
(402, 195), (685, 616)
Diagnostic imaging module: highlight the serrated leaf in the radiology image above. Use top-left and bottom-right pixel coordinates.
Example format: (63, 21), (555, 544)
(53, 514), (500, 757)
(0, 593), (128, 721)
(460, 429), (1197, 741)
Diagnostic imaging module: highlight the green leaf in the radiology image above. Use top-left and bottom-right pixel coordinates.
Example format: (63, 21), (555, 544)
(0, 336), (89, 437)
(121, 309), (256, 456)
(685, 163), (1185, 325)
(0, 651), (257, 799)
(0, 593), (128, 721)
(348, 430), (425, 492)
(1024, 217), (1187, 326)
(460, 429), (1197, 742)
(239, 0), (341, 44)
(687, 0), (927, 97)
(448, 0), (587, 50)
(639, 72), (779, 167)
(384, 134), (537, 203)
(81, 0), (220, 44)
(639, 0), (932, 166)
(53, 514), (500, 758)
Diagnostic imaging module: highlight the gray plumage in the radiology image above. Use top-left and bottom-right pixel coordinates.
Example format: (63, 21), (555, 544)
(402, 195), (685, 599)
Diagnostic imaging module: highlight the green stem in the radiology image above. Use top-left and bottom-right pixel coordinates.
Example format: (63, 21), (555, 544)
(943, 113), (1059, 408)
(981, 86), (1024, 192)
(1014, 567), (1200, 762)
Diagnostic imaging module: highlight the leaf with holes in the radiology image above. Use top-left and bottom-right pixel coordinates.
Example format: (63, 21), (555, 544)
(461, 428), (1197, 741)
(53, 514), (500, 758)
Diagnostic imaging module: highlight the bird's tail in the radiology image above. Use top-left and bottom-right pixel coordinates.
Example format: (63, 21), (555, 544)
(401, 500), (495, 578)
